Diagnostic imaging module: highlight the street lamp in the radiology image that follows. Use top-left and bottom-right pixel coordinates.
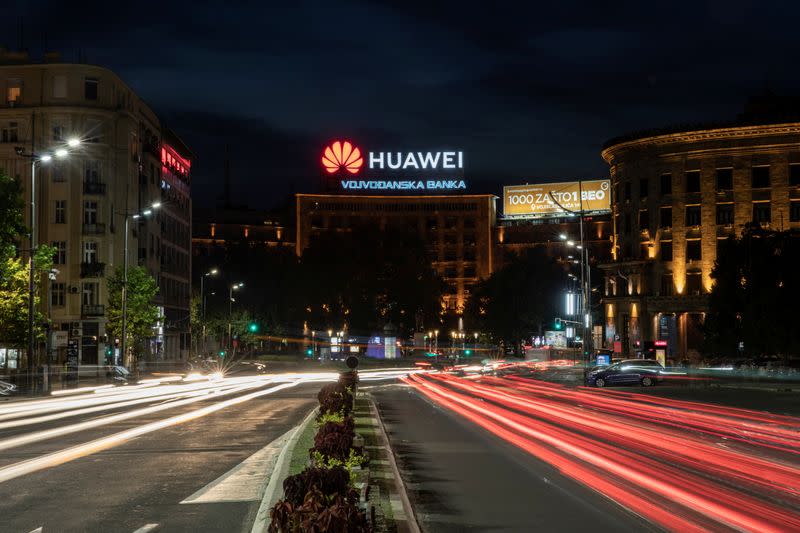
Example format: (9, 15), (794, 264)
(15, 137), (80, 389)
(200, 268), (219, 355)
(434, 329), (439, 353)
(228, 282), (244, 349)
(120, 201), (161, 368)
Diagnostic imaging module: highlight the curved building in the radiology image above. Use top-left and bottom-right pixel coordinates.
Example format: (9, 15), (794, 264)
(0, 54), (192, 369)
(600, 121), (800, 359)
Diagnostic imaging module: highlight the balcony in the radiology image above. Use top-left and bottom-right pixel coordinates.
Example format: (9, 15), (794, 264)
(81, 304), (105, 317)
(82, 223), (106, 235)
(80, 262), (106, 278)
(83, 181), (106, 195)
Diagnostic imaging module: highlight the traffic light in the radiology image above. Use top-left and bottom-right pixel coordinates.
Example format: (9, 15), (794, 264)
(219, 350), (226, 358)
(105, 345), (113, 356)
(554, 318), (563, 330)
(464, 349), (472, 356)
(306, 348), (313, 356)
(248, 322), (259, 333)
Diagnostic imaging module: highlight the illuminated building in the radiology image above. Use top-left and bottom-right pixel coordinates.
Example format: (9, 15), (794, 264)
(192, 207), (293, 257)
(600, 120), (800, 359)
(295, 193), (496, 313)
(0, 53), (192, 368)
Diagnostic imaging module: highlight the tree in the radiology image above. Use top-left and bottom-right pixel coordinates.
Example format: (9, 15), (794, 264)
(704, 226), (800, 359)
(0, 172), (25, 260)
(106, 265), (161, 365)
(464, 248), (564, 354)
(0, 171), (55, 348)
(296, 224), (446, 337)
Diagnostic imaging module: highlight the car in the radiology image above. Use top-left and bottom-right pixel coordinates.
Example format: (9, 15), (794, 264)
(586, 359), (664, 387)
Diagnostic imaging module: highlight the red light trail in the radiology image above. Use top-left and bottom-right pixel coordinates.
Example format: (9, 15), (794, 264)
(402, 373), (800, 532)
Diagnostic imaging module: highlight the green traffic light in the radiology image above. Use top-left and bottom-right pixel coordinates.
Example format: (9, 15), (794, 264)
(248, 322), (258, 333)
(219, 351), (226, 358)
(306, 348), (313, 356)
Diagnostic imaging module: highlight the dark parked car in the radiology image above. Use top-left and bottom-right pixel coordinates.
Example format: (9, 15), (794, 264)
(586, 359), (664, 387)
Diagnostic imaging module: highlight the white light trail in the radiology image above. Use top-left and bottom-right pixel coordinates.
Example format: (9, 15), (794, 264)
(0, 381), (300, 484)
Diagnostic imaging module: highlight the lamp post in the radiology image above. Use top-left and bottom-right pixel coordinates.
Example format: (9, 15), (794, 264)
(15, 135), (80, 390)
(119, 202), (161, 368)
(228, 282), (244, 349)
(200, 268), (218, 355)
(434, 329), (439, 353)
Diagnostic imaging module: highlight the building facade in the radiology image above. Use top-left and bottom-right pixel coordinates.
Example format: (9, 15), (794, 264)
(295, 193), (496, 312)
(600, 122), (800, 359)
(0, 56), (192, 370)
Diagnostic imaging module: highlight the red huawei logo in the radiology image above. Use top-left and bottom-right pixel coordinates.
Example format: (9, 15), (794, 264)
(322, 140), (363, 174)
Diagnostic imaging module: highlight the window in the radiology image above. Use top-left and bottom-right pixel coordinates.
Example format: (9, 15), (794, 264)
(85, 160), (101, 182)
(661, 241), (673, 261)
(86, 118), (101, 143)
(659, 206), (672, 229)
(752, 202), (771, 224)
(687, 240), (702, 261)
(685, 171), (701, 193)
(84, 77), (98, 100)
(83, 201), (98, 224)
(83, 242), (98, 263)
(52, 241), (66, 264)
(1, 121), (19, 143)
(752, 166), (770, 188)
(638, 209), (649, 231)
(716, 203), (734, 225)
(51, 162), (66, 182)
(716, 168), (733, 190)
(55, 200), (66, 224)
(82, 282), (98, 305)
(686, 272), (703, 295)
(660, 173), (672, 195)
(685, 205), (701, 226)
(53, 75), (67, 98)
(791, 164), (800, 186)
(464, 265), (476, 277)
(51, 282), (66, 307)
(639, 178), (649, 198)
(624, 182), (631, 201)
(661, 274), (673, 296)
(792, 201), (800, 222)
(6, 78), (21, 104)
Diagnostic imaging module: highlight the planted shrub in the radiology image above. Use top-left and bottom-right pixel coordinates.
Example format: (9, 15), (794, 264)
(317, 383), (353, 417)
(269, 486), (370, 533)
(311, 417), (355, 462)
(282, 466), (351, 506)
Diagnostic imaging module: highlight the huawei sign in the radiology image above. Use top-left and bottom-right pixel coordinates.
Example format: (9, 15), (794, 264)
(322, 141), (363, 175)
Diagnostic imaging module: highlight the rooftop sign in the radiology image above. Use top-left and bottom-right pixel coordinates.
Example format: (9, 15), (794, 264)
(322, 140), (466, 191)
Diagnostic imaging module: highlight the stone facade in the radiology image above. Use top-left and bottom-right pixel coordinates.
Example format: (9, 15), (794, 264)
(600, 122), (800, 360)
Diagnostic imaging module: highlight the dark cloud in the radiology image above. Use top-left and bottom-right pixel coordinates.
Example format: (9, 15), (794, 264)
(4, 0), (800, 208)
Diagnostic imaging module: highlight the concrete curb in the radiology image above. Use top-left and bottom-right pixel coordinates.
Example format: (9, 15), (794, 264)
(250, 406), (318, 533)
(367, 395), (421, 533)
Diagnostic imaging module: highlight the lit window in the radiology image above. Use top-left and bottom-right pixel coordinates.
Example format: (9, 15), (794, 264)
(6, 78), (21, 104)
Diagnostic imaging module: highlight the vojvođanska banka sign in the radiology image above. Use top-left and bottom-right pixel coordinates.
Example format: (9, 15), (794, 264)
(321, 140), (466, 191)
(503, 179), (611, 219)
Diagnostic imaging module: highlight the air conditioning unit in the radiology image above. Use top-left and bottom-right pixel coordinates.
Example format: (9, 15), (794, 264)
(69, 285), (79, 294)
(71, 328), (81, 338)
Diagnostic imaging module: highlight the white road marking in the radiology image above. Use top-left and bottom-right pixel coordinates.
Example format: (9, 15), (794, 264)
(181, 427), (294, 504)
(26, 527), (43, 533)
(132, 524), (159, 533)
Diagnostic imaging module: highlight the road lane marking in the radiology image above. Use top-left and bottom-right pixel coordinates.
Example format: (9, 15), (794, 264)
(180, 428), (293, 503)
(132, 524), (159, 533)
(0, 382), (301, 485)
(26, 528), (43, 533)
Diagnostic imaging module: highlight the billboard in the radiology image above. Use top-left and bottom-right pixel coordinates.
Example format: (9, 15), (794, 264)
(503, 179), (611, 219)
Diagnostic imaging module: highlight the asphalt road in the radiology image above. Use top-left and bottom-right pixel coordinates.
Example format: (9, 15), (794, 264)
(0, 376), (319, 533)
(369, 382), (655, 533)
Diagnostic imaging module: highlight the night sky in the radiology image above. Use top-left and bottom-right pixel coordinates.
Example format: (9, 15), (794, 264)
(7, 1), (800, 210)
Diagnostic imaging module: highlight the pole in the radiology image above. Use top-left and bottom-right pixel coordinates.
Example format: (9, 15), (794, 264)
(27, 113), (36, 391)
(227, 286), (233, 350)
(121, 215), (129, 368)
(200, 274), (205, 356)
